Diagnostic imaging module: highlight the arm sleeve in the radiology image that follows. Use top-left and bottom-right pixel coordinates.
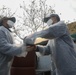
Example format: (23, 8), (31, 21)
(25, 22), (67, 45)
(26, 23), (67, 42)
(36, 23), (67, 39)
(0, 30), (24, 56)
(37, 41), (51, 55)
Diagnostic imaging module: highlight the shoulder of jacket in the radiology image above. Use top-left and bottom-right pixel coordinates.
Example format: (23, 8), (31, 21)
(0, 26), (8, 35)
(0, 26), (8, 31)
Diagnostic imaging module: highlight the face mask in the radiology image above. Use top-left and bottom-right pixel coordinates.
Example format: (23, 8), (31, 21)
(7, 20), (15, 28)
(47, 19), (53, 26)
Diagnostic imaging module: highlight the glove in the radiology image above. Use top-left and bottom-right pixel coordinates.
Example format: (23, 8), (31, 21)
(23, 36), (36, 46)
(17, 44), (27, 57)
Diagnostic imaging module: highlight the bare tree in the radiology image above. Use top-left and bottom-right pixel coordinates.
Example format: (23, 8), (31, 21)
(16, 0), (55, 38)
(0, 5), (17, 18)
(0, 0), (55, 40)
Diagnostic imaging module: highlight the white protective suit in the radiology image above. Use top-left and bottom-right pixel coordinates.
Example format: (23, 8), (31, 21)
(0, 26), (27, 75)
(25, 21), (76, 75)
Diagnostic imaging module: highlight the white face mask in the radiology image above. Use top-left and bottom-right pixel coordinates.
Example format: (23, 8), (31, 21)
(7, 20), (15, 28)
(47, 19), (53, 26)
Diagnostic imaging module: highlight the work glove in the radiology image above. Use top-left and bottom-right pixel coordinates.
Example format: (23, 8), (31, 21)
(23, 36), (36, 46)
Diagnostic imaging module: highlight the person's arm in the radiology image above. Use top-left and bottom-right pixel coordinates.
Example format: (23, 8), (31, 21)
(35, 22), (67, 39)
(0, 30), (27, 56)
(25, 21), (67, 45)
(17, 45), (36, 57)
(36, 41), (51, 55)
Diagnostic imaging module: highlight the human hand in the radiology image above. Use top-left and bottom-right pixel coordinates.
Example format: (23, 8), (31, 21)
(26, 45), (36, 52)
(23, 35), (36, 46)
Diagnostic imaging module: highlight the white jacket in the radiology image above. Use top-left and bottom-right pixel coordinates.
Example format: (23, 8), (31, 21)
(0, 26), (27, 75)
(26, 21), (76, 75)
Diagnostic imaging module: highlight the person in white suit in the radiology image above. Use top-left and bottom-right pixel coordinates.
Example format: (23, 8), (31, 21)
(25, 14), (76, 75)
(0, 17), (35, 75)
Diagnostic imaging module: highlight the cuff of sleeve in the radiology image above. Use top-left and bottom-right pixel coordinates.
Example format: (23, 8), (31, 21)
(17, 45), (28, 57)
(36, 46), (39, 52)
(17, 52), (28, 57)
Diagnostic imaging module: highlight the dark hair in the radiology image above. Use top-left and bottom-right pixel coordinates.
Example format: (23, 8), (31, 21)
(43, 14), (60, 23)
(0, 17), (16, 26)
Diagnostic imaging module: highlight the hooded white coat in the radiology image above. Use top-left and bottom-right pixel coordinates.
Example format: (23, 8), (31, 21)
(0, 26), (27, 75)
(25, 21), (76, 75)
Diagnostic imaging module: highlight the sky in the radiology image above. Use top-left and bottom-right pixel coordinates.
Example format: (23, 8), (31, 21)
(46, 0), (76, 22)
(0, 0), (76, 44)
(0, 0), (76, 23)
